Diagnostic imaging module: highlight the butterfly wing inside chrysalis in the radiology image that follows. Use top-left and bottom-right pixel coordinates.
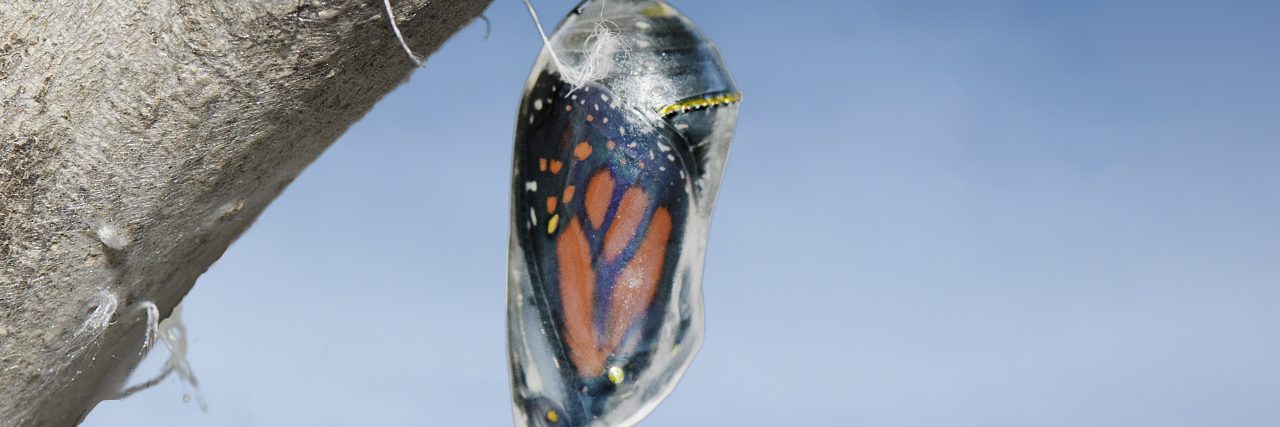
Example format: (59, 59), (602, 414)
(508, 1), (740, 426)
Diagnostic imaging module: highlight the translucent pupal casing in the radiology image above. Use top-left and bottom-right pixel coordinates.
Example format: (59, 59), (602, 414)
(507, 1), (740, 426)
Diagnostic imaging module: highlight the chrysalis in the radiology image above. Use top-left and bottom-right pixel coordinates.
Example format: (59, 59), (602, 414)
(508, 1), (740, 426)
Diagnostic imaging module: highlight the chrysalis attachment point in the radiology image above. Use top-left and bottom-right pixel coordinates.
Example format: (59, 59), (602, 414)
(382, 0), (424, 66)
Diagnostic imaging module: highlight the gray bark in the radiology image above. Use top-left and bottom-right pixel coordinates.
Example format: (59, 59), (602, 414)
(0, 0), (490, 424)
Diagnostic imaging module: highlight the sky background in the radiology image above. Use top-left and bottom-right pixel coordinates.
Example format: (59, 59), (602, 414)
(86, 0), (1280, 425)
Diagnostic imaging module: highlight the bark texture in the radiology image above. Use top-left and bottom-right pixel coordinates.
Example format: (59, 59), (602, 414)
(0, 0), (490, 424)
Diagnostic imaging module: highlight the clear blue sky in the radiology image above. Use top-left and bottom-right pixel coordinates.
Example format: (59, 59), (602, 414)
(87, 0), (1280, 425)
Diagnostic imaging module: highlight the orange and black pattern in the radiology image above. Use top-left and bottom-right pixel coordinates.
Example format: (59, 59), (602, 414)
(513, 71), (693, 416)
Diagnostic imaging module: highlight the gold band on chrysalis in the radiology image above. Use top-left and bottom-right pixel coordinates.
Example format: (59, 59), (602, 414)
(657, 92), (743, 118)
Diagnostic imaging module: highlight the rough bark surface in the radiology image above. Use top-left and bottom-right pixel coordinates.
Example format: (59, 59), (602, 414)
(0, 0), (490, 424)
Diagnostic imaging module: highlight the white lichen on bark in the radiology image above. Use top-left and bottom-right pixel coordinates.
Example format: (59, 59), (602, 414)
(0, 0), (489, 424)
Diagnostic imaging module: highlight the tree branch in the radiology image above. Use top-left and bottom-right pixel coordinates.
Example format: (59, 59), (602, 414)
(0, 0), (490, 424)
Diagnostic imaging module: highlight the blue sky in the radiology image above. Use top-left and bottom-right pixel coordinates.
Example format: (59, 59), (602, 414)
(87, 0), (1280, 425)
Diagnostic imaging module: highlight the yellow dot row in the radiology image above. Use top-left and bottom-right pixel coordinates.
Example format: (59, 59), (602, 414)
(657, 92), (743, 117)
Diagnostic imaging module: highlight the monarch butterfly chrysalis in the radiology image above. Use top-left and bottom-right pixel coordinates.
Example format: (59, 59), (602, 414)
(507, 1), (741, 425)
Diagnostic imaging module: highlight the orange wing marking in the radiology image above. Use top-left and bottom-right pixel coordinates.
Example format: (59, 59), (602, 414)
(557, 218), (605, 375)
(563, 185), (576, 203)
(606, 207), (672, 349)
(574, 141), (593, 160)
(585, 171), (614, 229)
